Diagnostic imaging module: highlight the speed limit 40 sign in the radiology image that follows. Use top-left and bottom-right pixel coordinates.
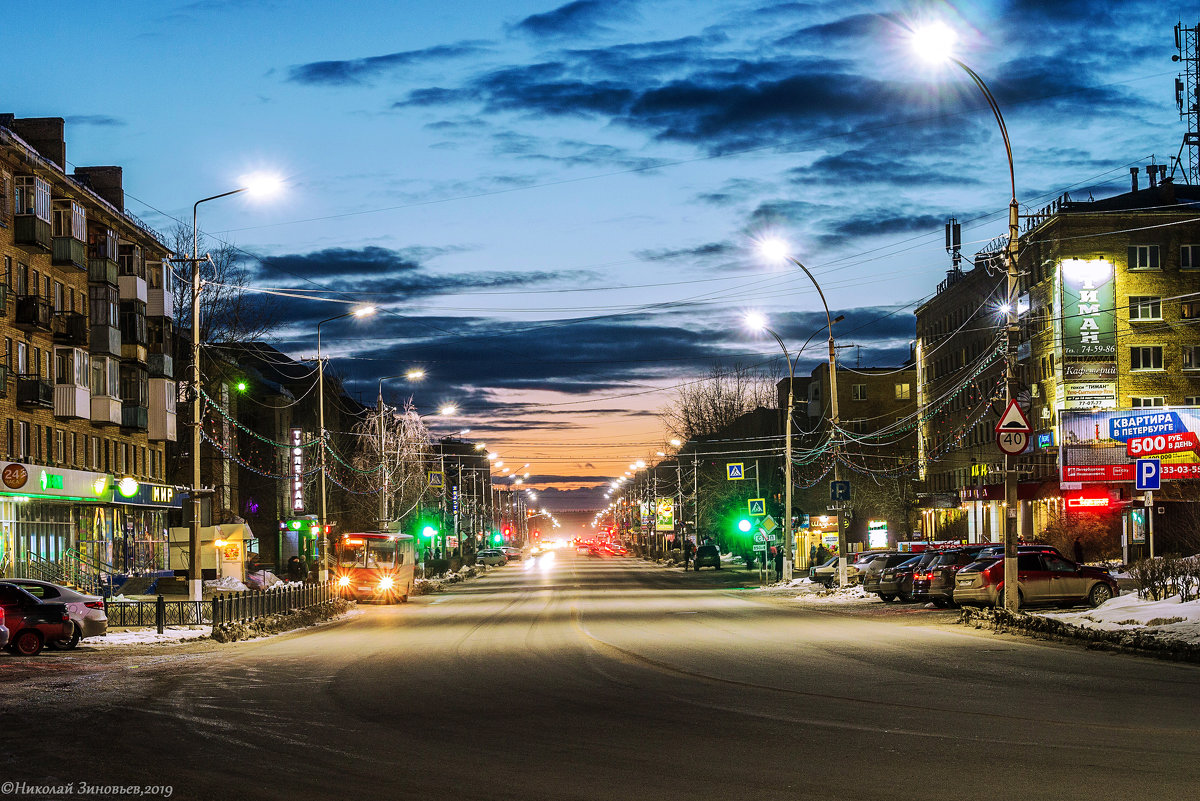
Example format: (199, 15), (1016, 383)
(996, 431), (1027, 455)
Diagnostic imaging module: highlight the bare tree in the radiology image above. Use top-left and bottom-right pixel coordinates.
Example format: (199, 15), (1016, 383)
(168, 224), (279, 345)
(342, 398), (433, 532)
(661, 364), (777, 442)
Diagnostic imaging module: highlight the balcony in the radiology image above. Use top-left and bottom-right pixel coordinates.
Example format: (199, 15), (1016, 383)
(14, 215), (51, 252)
(118, 274), (147, 304)
(16, 374), (53, 408)
(121, 404), (148, 431)
(149, 378), (177, 442)
(88, 258), (119, 286)
(149, 352), (174, 378)
(148, 283), (174, 319)
(90, 325), (121, 358)
(54, 384), (90, 419)
(14, 296), (53, 332)
(90, 394), (121, 427)
(53, 236), (87, 270)
(53, 312), (89, 346)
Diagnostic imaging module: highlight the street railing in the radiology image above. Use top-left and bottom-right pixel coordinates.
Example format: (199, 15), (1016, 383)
(106, 582), (334, 633)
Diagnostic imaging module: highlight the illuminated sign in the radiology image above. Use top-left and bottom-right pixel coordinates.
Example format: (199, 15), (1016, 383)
(40, 471), (63, 490)
(2, 464), (28, 490)
(1059, 259), (1115, 359)
(0, 463), (112, 502)
(291, 428), (304, 513)
(117, 477), (139, 498)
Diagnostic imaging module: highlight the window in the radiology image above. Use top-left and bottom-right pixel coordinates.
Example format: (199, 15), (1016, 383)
(1128, 245), (1161, 270)
(53, 281), (64, 312)
(17, 421), (28, 459)
(895, 383), (911, 401)
(55, 430), (64, 464)
(0, 171), (10, 223)
(1187, 397), (1200, 406)
(1131, 396), (1166, 408)
(14, 175), (51, 221)
(852, 384), (867, 401)
(1183, 245), (1199, 271)
(51, 199), (85, 240)
(1130, 346), (1163, 371)
(1183, 301), (1200, 320)
(1129, 296), (1161, 321)
(1185, 346), (1200, 370)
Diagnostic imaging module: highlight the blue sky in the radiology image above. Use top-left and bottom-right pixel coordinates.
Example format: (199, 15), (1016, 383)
(7, 0), (1188, 508)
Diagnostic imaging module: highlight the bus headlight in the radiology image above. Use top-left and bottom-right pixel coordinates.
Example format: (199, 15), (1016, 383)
(338, 575), (351, 587)
(379, 576), (394, 590)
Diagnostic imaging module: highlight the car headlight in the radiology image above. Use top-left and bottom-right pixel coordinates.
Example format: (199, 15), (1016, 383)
(379, 576), (394, 590)
(338, 575), (351, 587)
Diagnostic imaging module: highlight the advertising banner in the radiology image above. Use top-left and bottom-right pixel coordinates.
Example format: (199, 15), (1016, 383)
(1059, 259), (1116, 360)
(1061, 408), (1200, 482)
(655, 498), (675, 531)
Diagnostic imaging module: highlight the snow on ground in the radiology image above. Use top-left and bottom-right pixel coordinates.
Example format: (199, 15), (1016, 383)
(754, 577), (882, 604)
(1038, 593), (1200, 646)
(87, 626), (211, 646)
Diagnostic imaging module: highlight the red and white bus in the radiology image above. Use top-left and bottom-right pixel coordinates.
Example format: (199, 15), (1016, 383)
(334, 532), (416, 603)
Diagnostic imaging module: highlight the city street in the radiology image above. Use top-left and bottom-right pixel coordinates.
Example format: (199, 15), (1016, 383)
(2, 552), (1198, 800)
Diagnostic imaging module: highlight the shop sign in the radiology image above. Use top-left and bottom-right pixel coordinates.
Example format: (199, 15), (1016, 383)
(1062, 362), (1117, 381)
(1063, 382), (1116, 409)
(290, 428), (305, 513)
(655, 498), (675, 531)
(113, 479), (183, 508)
(1059, 259), (1115, 359)
(0, 463), (112, 502)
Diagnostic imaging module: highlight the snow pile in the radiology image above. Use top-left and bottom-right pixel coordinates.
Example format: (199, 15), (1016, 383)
(87, 626), (210, 646)
(752, 577), (881, 604)
(245, 570), (284, 590)
(1038, 593), (1200, 646)
(204, 576), (249, 592)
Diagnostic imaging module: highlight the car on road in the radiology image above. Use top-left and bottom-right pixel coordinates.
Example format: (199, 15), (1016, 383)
(862, 553), (917, 600)
(476, 549), (508, 567)
(911, 545), (994, 607)
(692, 544), (721, 570)
(953, 551), (1119, 609)
(501, 546), (525, 561)
(0, 583), (72, 656)
(0, 578), (107, 648)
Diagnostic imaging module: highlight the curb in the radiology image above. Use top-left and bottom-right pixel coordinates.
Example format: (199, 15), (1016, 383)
(958, 605), (1200, 663)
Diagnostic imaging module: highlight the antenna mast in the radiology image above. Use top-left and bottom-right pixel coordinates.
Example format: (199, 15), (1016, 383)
(1174, 21), (1199, 184)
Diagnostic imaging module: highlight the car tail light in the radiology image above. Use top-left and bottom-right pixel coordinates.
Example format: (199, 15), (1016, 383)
(85, 601), (104, 610)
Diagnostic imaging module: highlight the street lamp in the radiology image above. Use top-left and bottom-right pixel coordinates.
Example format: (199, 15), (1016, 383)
(317, 305), (376, 581)
(747, 312), (846, 583)
(913, 22), (1021, 612)
(376, 369), (426, 525)
(187, 175), (281, 602)
(759, 239), (846, 585)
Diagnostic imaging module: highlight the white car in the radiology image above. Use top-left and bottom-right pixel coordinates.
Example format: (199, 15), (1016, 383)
(476, 549), (508, 567)
(0, 579), (107, 648)
(501, 546), (525, 561)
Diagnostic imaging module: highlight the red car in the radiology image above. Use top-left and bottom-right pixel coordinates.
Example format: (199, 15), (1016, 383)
(0, 583), (72, 656)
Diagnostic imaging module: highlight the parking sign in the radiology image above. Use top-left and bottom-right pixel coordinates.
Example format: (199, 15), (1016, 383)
(1135, 459), (1161, 491)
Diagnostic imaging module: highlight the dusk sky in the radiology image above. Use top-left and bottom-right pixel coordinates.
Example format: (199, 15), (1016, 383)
(9, 0), (1188, 509)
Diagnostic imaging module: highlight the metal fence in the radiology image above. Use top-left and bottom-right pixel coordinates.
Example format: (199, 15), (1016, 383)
(106, 582), (335, 633)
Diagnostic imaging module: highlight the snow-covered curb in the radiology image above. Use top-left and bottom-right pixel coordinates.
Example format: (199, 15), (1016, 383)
(413, 563), (493, 595)
(960, 595), (1200, 660)
(753, 577), (883, 604)
(86, 626), (210, 646)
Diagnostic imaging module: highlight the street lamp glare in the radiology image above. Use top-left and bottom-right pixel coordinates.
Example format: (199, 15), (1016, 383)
(406, 369), (425, 380)
(670, 439), (682, 447)
(635, 460), (646, 469)
(239, 172), (285, 198)
(439, 404), (457, 416)
(911, 21), (957, 64)
(745, 311), (767, 332)
(487, 452), (498, 461)
(353, 305), (377, 317)
(759, 237), (791, 262)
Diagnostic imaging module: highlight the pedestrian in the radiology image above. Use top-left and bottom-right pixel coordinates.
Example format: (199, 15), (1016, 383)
(773, 545), (783, 578)
(298, 555), (310, 582)
(1073, 536), (1084, 564)
(683, 538), (694, 568)
(286, 555), (301, 581)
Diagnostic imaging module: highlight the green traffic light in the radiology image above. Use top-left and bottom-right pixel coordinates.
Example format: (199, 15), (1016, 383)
(492, 532), (503, 544)
(422, 525), (438, 538)
(236, 380), (248, 392)
(737, 518), (752, 533)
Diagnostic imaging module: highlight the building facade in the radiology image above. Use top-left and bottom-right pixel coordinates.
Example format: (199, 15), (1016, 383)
(0, 115), (178, 586)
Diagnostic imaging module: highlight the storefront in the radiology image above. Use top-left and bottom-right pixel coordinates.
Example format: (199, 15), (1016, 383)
(0, 462), (112, 577)
(106, 478), (182, 575)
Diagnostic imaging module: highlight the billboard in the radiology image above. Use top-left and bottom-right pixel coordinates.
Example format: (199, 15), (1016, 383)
(1061, 408), (1200, 482)
(1060, 259), (1116, 359)
(655, 498), (675, 531)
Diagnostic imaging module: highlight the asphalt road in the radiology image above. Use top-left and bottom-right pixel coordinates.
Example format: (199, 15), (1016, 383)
(2, 551), (1198, 801)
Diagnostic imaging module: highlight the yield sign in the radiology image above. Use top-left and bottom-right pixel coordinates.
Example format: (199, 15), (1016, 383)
(994, 400), (1032, 434)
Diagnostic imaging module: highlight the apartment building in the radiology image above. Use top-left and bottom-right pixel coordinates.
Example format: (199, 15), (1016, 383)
(0, 115), (178, 583)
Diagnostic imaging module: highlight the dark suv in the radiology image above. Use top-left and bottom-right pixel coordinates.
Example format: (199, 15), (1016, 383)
(693, 545), (721, 570)
(0, 583), (72, 656)
(912, 545), (994, 607)
(862, 553), (918, 600)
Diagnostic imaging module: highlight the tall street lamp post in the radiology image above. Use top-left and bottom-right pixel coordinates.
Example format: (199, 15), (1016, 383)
(317, 306), (376, 581)
(914, 23), (1021, 612)
(760, 241), (846, 585)
(187, 177), (280, 602)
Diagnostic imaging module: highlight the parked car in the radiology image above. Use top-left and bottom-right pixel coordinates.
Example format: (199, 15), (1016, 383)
(954, 551), (1119, 609)
(693, 544), (721, 570)
(874, 554), (926, 602)
(0, 583), (72, 656)
(809, 556), (840, 586)
(476, 549), (508, 567)
(862, 553), (918, 600)
(0, 622), (8, 650)
(501, 546), (525, 561)
(847, 550), (896, 584)
(0, 579), (106, 649)
(912, 545), (995, 607)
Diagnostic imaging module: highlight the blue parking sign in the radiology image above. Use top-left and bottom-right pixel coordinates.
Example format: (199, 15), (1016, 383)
(1135, 459), (1161, 491)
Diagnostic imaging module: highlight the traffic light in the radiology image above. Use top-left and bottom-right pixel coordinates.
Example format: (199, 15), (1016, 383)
(492, 532), (503, 544)
(736, 517), (752, 534)
(419, 519), (439, 538)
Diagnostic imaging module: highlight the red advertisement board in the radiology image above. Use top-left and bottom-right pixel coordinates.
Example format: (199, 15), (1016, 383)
(1126, 431), (1200, 457)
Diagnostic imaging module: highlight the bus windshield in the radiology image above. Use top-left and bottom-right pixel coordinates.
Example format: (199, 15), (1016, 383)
(338, 538), (397, 569)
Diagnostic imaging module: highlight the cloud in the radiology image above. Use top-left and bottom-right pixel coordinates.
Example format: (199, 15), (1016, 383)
(514, 0), (639, 40)
(66, 115), (125, 127)
(286, 41), (493, 86)
(635, 241), (735, 262)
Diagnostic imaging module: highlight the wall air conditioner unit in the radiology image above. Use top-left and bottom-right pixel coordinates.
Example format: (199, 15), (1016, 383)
(1031, 382), (1040, 398)
(1041, 406), (1052, 419)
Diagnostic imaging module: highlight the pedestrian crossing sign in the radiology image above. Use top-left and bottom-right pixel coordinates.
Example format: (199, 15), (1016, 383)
(726, 462), (744, 480)
(748, 498), (766, 516)
(428, 471), (445, 488)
